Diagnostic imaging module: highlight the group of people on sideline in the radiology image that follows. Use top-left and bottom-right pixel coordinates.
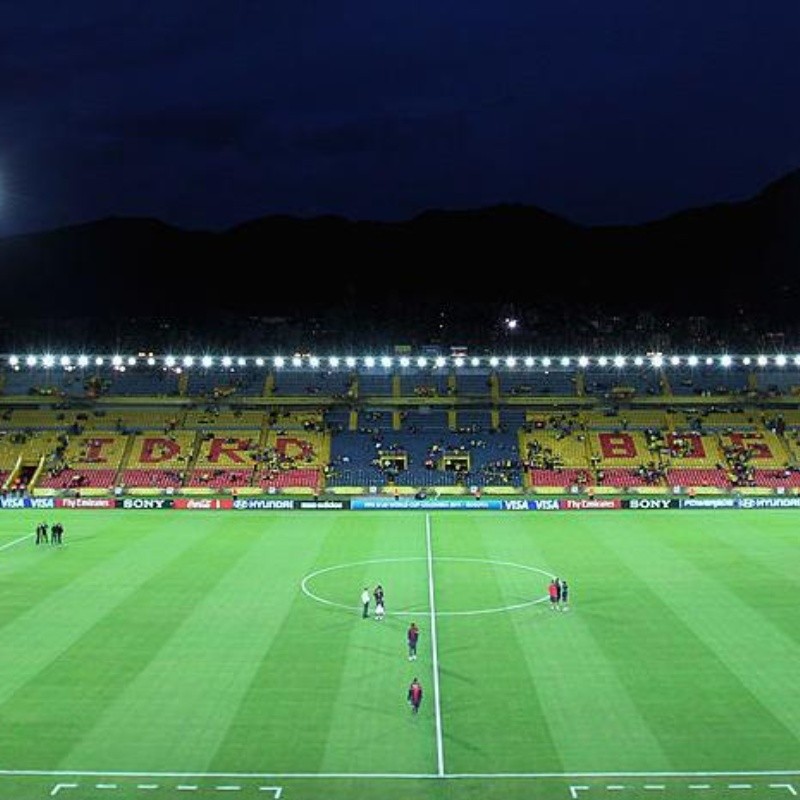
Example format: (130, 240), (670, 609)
(34, 521), (65, 545)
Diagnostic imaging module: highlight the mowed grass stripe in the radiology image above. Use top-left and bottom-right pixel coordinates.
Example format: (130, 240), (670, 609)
(208, 514), (436, 774)
(320, 514), (437, 773)
(203, 514), (424, 773)
(688, 511), (800, 644)
(0, 510), (145, 617)
(433, 513), (672, 773)
(63, 513), (316, 772)
(601, 513), (800, 768)
(540, 516), (762, 771)
(0, 512), (260, 770)
(0, 518), (40, 580)
(427, 514), (562, 773)
(512, 514), (673, 772)
(0, 512), (208, 714)
(529, 513), (702, 771)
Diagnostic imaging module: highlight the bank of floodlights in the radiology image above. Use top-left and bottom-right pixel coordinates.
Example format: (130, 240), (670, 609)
(2, 353), (800, 371)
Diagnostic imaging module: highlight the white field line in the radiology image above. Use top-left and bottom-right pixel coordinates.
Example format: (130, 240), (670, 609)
(2, 768), (799, 779)
(0, 533), (34, 552)
(425, 513), (445, 777)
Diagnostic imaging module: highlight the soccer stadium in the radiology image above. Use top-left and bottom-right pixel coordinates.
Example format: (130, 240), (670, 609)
(4, 2), (800, 797)
(0, 349), (798, 800)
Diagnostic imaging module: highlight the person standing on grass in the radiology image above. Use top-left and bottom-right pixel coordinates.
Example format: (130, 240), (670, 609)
(407, 622), (420, 660)
(408, 678), (423, 714)
(548, 579), (559, 609)
(560, 579), (569, 610)
(361, 587), (370, 618)
(35, 521), (48, 545)
(52, 521), (64, 545)
(374, 583), (384, 612)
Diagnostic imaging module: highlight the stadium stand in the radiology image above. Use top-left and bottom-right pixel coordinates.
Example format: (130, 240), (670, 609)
(2, 357), (800, 497)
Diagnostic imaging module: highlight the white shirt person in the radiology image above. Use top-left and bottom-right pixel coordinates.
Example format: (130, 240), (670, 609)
(361, 588), (370, 618)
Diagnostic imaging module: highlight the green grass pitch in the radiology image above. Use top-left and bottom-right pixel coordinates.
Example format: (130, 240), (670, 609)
(0, 509), (798, 800)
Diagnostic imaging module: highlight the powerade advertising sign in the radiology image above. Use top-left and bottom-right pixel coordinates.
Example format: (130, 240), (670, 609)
(680, 496), (800, 509)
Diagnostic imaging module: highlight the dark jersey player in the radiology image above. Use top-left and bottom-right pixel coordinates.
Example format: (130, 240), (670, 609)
(407, 678), (423, 713)
(407, 622), (420, 660)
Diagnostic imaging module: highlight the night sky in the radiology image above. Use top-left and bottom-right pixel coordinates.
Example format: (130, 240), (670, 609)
(1, 1), (799, 238)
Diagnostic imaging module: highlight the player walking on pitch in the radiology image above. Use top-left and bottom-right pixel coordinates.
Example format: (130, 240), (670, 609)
(407, 622), (419, 660)
(408, 677), (423, 713)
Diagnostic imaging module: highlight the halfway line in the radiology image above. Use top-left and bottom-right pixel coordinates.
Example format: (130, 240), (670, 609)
(425, 513), (445, 777)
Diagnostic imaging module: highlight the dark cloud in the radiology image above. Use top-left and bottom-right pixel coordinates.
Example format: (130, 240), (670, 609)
(0, 1), (799, 236)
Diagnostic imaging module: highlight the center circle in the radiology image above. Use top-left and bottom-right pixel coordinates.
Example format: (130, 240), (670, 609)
(300, 557), (555, 617)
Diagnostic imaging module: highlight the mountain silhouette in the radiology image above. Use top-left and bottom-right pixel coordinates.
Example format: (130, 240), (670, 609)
(0, 169), (798, 349)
